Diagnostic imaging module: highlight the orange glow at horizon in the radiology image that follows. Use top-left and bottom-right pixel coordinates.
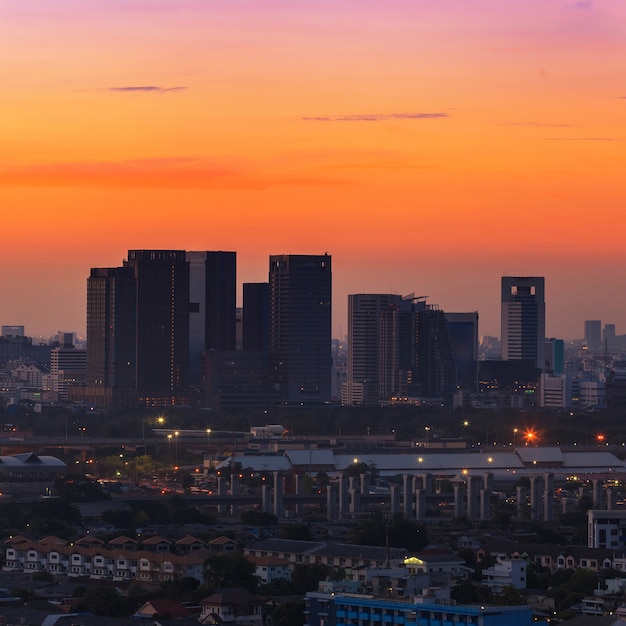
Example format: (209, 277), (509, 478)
(2, 1), (626, 339)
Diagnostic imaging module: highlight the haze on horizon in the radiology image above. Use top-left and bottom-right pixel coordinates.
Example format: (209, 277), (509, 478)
(2, 1), (625, 342)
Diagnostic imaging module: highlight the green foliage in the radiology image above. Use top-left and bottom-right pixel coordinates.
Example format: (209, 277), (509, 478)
(53, 474), (110, 502)
(491, 585), (527, 606)
(240, 509), (278, 526)
(273, 600), (306, 626)
(290, 563), (332, 594)
(74, 586), (130, 617)
(203, 553), (258, 593)
(30, 498), (81, 525)
(346, 515), (428, 552)
(280, 524), (313, 541)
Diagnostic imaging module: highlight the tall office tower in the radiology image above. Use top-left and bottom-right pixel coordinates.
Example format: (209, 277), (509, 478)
(445, 312), (479, 393)
(604, 324), (616, 352)
(51, 346), (87, 400)
(501, 276), (546, 371)
(584, 320), (602, 352)
(187, 251), (236, 385)
(545, 338), (565, 375)
(269, 254), (332, 404)
(85, 267), (137, 408)
(345, 294), (401, 406)
(125, 250), (190, 405)
(243, 283), (270, 356)
(1, 326), (25, 337)
(378, 296), (456, 402)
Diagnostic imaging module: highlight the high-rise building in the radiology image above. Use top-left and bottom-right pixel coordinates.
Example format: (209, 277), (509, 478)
(125, 250), (190, 405)
(378, 296), (456, 402)
(269, 254), (332, 404)
(187, 251), (236, 385)
(584, 320), (602, 352)
(501, 276), (545, 371)
(445, 312), (479, 393)
(345, 293), (401, 406)
(51, 346), (87, 400)
(85, 267), (137, 408)
(545, 338), (565, 375)
(1, 326), (25, 337)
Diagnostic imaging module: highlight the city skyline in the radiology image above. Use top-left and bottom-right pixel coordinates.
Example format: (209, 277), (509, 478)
(2, 1), (626, 340)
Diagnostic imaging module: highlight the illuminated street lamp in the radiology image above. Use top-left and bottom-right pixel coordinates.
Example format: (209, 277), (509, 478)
(167, 433), (172, 457)
(174, 431), (179, 462)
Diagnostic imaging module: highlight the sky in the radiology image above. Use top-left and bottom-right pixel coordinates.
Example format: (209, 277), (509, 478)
(2, 0), (626, 341)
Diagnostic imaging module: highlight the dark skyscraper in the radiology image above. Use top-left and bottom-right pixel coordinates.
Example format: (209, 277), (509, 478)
(584, 320), (602, 352)
(85, 266), (137, 408)
(501, 276), (545, 371)
(269, 254), (332, 404)
(125, 250), (190, 404)
(187, 251), (236, 385)
(445, 312), (479, 393)
(345, 293), (401, 406)
(378, 296), (456, 402)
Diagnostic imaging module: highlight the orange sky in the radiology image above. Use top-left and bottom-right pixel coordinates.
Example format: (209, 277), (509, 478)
(1, 0), (626, 339)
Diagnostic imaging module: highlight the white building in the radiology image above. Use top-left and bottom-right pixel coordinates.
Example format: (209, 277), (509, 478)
(587, 509), (626, 550)
(482, 557), (527, 592)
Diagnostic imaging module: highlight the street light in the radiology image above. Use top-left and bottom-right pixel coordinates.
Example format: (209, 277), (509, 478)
(513, 428), (518, 447)
(174, 431), (179, 462)
(167, 433), (172, 457)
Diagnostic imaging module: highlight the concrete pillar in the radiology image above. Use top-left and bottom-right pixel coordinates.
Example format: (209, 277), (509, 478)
(607, 488), (616, 511)
(273, 471), (284, 519)
(480, 473), (493, 520)
(467, 476), (481, 520)
(390, 485), (400, 516)
(516, 485), (527, 517)
(529, 475), (543, 521)
(543, 473), (554, 522)
(326, 483), (338, 521)
(453, 481), (464, 519)
(349, 488), (361, 516)
(403, 474), (414, 520)
(592, 479), (602, 508)
(415, 488), (426, 521)
(217, 476), (228, 514)
(294, 473), (305, 518)
(360, 473), (370, 496)
(339, 473), (350, 519)
(261, 484), (272, 513)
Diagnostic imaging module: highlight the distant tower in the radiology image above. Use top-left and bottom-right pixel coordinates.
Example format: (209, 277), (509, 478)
(269, 254), (332, 404)
(584, 320), (602, 352)
(125, 250), (190, 404)
(187, 251), (236, 385)
(346, 294), (401, 405)
(378, 296), (456, 402)
(501, 277), (545, 371)
(86, 266), (137, 407)
(445, 312), (479, 393)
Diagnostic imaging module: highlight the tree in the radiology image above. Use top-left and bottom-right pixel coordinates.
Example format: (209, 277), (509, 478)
(75, 586), (128, 617)
(273, 600), (306, 626)
(203, 553), (258, 592)
(280, 524), (313, 541)
(290, 563), (331, 594)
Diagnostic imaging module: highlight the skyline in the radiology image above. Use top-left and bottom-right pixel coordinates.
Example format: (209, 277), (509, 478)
(2, 1), (626, 340)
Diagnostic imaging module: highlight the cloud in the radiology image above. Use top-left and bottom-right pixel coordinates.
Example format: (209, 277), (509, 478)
(107, 86), (187, 93)
(302, 112), (448, 122)
(567, 1), (593, 9)
(501, 122), (574, 128)
(0, 157), (351, 190)
(544, 137), (619, 141)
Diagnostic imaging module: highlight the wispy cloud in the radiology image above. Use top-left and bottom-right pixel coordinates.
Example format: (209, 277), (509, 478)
(501, 122), (574, 128)
(544, 137), (619, 141)
(302, 112), (448, 122)
(107, 86), (187, 93)
(567, 1), (593, 9)
(0, 157), (350, 190)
